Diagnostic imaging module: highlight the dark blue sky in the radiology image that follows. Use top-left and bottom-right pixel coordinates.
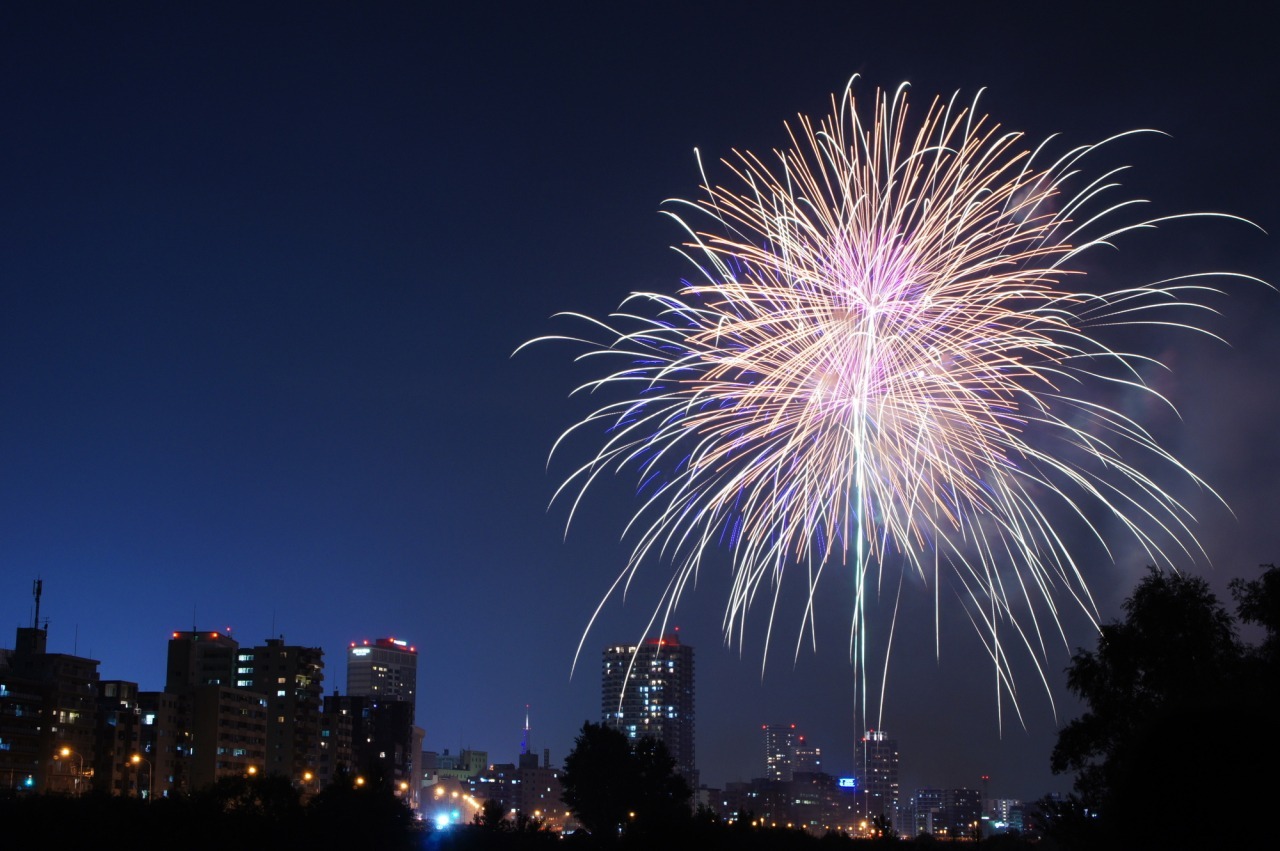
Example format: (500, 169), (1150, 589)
(2, 2), (1276, 800)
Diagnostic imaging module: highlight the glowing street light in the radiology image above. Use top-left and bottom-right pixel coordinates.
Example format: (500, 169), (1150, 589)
(57, 747), (85, 795)
(130, 754), (153, 800)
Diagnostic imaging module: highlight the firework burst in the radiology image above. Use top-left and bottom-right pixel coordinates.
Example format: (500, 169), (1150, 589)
(521, 80), (1262, 728)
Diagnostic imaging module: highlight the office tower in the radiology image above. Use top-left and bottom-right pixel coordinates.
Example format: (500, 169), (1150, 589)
(344, 637), (418, 788)
(855, 729), (899, 819)
(346, 637), (417, 702)
(793, 734), (822, 774)
(763, 723), (797, 781)
(944, 787), (982, 838)
(601, 633), (696, 785)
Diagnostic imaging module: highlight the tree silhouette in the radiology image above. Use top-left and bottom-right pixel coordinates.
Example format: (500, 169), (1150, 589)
(1232, 562), (1280, 662)
(562, 722), (635, 839)
(627, 735), (693, 838)
(305, 767), (418, 850)
(560, 721), (691, 842)
(1052, 564), (1280, 848)
(474, 796), (508, 830)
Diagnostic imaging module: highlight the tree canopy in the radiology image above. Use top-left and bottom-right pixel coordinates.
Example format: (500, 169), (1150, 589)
(560, 721), (691, 842)
(1051, 564), (1280, 848)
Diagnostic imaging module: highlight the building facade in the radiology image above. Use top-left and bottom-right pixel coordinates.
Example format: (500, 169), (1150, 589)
(343, 636), (418, 792)
(793, 734), (821, 774)
(137, 689), (186, 798)
(0, 623), (100, 794)
(855, 729), (899, 820)
(242, 637), (324, 783)
(346, 637), (417, 702)
(763, 723), (796, 781)
(601, 633), (695, 785)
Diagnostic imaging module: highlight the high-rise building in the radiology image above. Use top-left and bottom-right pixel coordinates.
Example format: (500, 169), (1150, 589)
(346, 637), (417, 702)
(166, 630), (238, 691)
(240, 637), (324, 783)
(601, 633), (695, 785)
(345, 637), (414, 701)
(163, 627), (322, 788)
(344, 637), (418, 789)
(763, 723), (797, 781)
(944, 787), (982, 838)
(793, 734), (822, 774)
(855, 729), (899, 819)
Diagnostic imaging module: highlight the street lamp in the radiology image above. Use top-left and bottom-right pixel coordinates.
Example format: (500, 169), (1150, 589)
(57, 747), (84, 795)
(130, 754), (153, 800)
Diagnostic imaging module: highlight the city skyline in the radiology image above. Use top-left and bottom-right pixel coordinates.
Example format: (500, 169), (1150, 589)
(2, 1), (1277, 802)
(2, 601), (1020, 810)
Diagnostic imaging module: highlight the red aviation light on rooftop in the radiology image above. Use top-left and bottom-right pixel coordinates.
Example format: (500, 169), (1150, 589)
(374, 637), (417, 653)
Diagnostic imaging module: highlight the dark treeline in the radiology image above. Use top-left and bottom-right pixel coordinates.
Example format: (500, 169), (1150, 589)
(2, 786), (1040, 851)
(431, 820), (1035, 851)
(0, 770), (420, 851)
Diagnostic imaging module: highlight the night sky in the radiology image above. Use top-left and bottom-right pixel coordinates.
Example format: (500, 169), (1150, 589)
(3, 2), (1276, 802)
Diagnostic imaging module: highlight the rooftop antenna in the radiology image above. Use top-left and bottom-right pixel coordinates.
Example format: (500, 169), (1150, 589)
(521, 704), (530, 755)
(32, 578), (45, 630)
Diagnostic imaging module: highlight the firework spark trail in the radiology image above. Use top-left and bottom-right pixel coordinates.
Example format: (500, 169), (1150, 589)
(519, 79), (1265, 730)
